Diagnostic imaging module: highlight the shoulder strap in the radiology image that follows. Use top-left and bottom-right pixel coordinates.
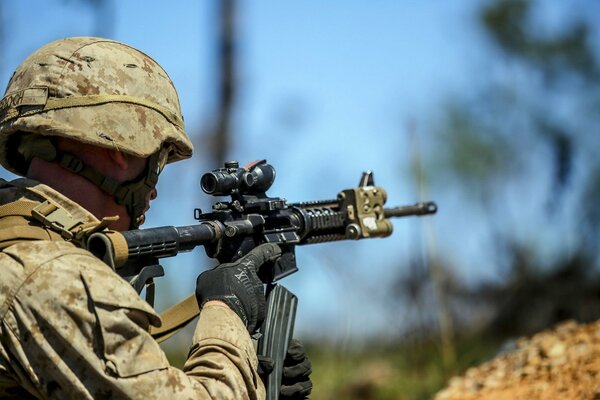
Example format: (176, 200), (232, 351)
(0, 198), (118, 249)
(0, 199), (39, 218)
(0, 200), (63, 249)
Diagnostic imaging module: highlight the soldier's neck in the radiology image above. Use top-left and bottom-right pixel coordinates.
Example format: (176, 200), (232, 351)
(27, 157), (131, 230)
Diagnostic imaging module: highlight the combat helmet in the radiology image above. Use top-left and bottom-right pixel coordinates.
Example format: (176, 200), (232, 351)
(0, 37), (193, 227)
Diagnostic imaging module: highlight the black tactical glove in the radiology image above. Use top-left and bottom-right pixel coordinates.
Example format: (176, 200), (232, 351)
(259, 339), (313, 399)
(281, 339), (313, 399)
(196, 243), (282, 333)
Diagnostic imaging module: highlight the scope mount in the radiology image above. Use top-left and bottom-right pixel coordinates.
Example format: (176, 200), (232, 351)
(196, 160), (287, 218)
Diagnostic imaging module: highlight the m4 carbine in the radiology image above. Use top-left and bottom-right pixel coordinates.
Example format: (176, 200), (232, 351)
(86, 159), (437, 400)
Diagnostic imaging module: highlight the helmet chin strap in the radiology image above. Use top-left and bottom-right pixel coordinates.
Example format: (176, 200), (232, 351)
(18, 135), (161, 229)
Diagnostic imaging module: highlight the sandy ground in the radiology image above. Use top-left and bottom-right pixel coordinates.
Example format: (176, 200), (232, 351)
(435, 320), (600, 400)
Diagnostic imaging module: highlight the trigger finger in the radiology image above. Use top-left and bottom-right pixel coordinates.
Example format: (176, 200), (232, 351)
(244, 243), (282, 267)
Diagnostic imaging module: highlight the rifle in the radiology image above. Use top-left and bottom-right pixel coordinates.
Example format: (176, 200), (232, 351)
(86, 159), (437, 399)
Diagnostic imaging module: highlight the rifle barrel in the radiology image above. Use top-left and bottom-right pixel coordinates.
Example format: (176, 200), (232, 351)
(384, 201), (437, 218)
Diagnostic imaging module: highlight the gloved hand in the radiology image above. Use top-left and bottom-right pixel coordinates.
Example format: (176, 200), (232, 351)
(196, 243), (282, 333)
(258, 339), (313, 399)
(281, 339), (313, 399)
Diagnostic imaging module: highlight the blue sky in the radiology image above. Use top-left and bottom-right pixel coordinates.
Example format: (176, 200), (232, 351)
(0, 0), (503, 341)
(3, 0), (596, 342)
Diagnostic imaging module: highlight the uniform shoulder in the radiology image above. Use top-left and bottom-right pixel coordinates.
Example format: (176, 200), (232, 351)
(1, 240), (160, 325)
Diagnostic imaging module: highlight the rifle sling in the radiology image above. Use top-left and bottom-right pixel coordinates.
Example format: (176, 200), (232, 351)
(150, 294), (200, 343)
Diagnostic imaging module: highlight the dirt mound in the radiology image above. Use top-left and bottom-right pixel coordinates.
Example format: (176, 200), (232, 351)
(435, 320), (600, 400)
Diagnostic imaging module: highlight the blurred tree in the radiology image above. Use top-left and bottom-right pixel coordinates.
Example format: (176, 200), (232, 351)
(65, 0), (115, 38)
(87, 0), (114, 38)
(449, 0), (600, 337)
(407, 124), (456, 368)
(482, 0), (599, 80)
(207, 0), (237, 167)
(396, 0), (600, 342)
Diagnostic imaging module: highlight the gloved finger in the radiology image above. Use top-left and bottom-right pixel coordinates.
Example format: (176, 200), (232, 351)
(280, 380), (313, 399)
(257, 355), (274, 377)
(283, 358), (311, 380)
(285, 338), (307, 363)
(221, 243), (282, 270)
(244, 243), (282, 267)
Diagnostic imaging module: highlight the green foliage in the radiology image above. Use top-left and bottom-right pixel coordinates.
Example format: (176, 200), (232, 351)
(415, 0), (600, 369)
(482, 0), (598, 79)
(429, 0), (600, 250)
(434, 103), (514, 195)
(305, 335), (502, 400)
(581, 165), (600, 253)
(160, 333), (502, 400)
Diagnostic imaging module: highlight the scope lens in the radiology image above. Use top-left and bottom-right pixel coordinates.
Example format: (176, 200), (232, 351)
(242, 172), (255, 187)
(200, 173), (218, 194)
(251, 163), (276, 192)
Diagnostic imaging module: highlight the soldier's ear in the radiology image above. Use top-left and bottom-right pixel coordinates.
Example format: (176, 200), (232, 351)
(105, 148), (128, 171)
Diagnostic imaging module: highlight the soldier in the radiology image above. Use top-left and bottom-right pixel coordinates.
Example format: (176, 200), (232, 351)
(0, 37), (311, 399)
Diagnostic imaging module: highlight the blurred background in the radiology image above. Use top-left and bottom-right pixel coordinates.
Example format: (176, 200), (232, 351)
(1, 0), (600, 398)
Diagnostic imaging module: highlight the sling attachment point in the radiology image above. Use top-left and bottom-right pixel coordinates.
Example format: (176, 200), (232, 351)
(31, 201), (82, 240)
(31, 200), (118, 244)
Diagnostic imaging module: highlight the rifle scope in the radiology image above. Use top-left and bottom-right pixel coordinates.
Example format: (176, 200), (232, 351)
(201, 160), (276, 196)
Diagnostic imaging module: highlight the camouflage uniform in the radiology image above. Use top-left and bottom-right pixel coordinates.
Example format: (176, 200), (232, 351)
(0, 179), (265, 399)
(0, 38), (266, 399)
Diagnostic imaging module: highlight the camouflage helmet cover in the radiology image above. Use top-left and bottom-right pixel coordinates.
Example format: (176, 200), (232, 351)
(0, 36), (193, 175)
